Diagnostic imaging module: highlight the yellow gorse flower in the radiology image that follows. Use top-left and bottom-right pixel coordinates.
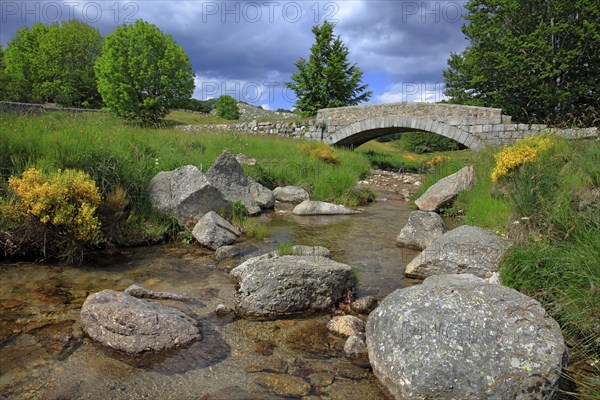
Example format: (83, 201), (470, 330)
(491, 133), (556, 182)
(8, 168), (102, 242)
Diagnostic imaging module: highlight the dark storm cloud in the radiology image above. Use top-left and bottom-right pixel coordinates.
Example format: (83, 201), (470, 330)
(0, 0), (470, 105)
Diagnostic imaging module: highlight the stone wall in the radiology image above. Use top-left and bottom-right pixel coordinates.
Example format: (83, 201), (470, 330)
(0, 101), (101, 114)
(466, 123), (599, 147)
(177, 119), (324, 141)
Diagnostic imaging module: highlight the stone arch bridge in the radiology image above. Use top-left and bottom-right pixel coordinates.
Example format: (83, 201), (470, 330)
(309, 103), (597, 150)
(179, 102), (597, 150)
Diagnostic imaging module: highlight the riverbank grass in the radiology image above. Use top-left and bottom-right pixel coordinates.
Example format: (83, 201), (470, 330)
(0, 111), (369, 259)
(417, 136), (600, 397)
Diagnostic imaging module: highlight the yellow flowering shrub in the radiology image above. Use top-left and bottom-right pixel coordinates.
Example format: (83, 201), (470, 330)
(8, 168), (102, 242)
(405, 155), (416, 162)
(428, 155), (450, 166)
(298, 142), (340, 164)
(491, 134), (556, 182)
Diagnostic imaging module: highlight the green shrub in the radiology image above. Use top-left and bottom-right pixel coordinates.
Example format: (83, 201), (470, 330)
(276, 241), (295, 255)
(395, 131), (464, 154)
(298, 142), (340, 164)
(215, 95), (240, 120)
(338, 185), (376, 207)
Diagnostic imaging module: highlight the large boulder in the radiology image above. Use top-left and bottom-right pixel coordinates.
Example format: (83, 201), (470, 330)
(148, 165), (231, 225)
(396, 210), (447, 250)
(366, 274), (567, 400)
(206, 151), (274, 215)
(192, 211), (241, 250)
(292, 200), (361, 215)
(415, 165), (475, 212)
(230, 255), (356, 319)
(80, 290), (201, 355)
(405, 225), (510, 279)
(273, 186), (309, 203)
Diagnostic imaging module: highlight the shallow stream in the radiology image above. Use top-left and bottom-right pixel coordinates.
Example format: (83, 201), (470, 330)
(0, 200), (436, 400)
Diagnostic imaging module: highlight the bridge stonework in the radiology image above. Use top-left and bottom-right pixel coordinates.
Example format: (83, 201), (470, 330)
(309, 102), (597, 150)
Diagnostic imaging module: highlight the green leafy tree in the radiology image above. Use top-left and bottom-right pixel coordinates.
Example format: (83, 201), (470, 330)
(2, 21), (102, 106)
(215, 95), (240, 120)
(3, 23), (49, 102)
(444, 0), (600, 126)
(0, 45), (6, 101)
(95, 20), (195, 124)
(286, 21), (372, 116)
(34, 20), (103, 107)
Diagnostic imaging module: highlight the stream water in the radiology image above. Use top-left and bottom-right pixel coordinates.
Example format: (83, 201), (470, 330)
(0, 199), (435, 400)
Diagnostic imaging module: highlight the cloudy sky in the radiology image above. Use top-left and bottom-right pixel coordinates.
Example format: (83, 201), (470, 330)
(0, 1), (470, 110)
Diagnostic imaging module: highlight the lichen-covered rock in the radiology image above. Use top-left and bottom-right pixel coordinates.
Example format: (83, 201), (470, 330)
(347, 296), (378, 315)
(405, 225), (510, 279)
(214, 243), (259, 261)
(396, 211), (447, 250)
(292, 200), (361, 215)
(80, 290), (201, 355)
(273, 186), (309, 203)
(206, 151), (274, 215)
(415, 165), (475, 212)
(192, 211), (240, 250)
(326, 315), (365, 337)
(230, 255), (356, 319)
(148, 165), (231, 225)
(366, 274), (567, 400)
(286, 245), (331, 258)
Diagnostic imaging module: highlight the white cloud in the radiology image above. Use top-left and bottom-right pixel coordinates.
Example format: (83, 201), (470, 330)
(193, 74), (296, 107)
(375, 82), (448, 104)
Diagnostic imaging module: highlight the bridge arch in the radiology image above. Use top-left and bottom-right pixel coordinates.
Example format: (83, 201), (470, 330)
(323, 116), (484, 150)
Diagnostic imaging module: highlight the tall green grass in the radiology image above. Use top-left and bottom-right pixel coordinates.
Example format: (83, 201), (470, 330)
(0, 111), (370, 252)
(0, 111), (369, 209)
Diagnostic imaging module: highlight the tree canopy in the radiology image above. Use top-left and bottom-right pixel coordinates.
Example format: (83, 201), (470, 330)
(2, 21), (102, 107)
(216, 95), (240, 120)
(286, 21), (372, 116)
(94, 20), (195, 124)
(444, 0), (599, 126)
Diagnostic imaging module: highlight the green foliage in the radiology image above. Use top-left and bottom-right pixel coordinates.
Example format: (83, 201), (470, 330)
(276, 241), (295, 255)
(0, 45), (6, 101)
(175, 98), (217, 113)
(179, 230), (194, 244)
(215, 95), (240, 120)
(2, 21), (102, 107)
(286, 21), (372, 116)
(3, 23), (50, 102)
(231, 200), (249, 225)
(35, 20), (103, 107)
(338, 185), (376, 207)
(394, 132), (464, 154)
(298, 142), (340, 164)
(444, 0), (600, 126)
(0, 111), (369, 242)
(95, 20), (195, 124)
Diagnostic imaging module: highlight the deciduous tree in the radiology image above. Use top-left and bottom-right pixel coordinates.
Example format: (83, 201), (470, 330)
(444, 0), (600, 126)
(95, 20), (195, 124)
(216, 95), (240, 120)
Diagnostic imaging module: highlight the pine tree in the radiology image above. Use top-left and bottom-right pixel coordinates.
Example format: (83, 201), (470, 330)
(286, 21), (372, 116)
